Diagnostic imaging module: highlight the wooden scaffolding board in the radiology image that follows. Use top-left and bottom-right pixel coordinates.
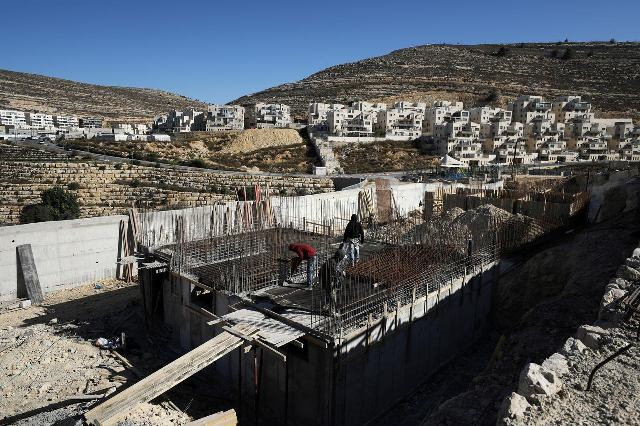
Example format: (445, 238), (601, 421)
(85, 323), (257, 426)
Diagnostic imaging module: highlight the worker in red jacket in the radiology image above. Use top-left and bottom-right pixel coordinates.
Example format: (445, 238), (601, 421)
(289, 243), (317, 287)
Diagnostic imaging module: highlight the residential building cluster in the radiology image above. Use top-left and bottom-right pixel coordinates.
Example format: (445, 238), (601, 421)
(0, 108), (151, 141)
(308, 95), (640, 164)
(152, 103), (293, 133)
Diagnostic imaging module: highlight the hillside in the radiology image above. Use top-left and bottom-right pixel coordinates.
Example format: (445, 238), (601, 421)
(0, 69), (208, 123)
(232, 41), (640, 121)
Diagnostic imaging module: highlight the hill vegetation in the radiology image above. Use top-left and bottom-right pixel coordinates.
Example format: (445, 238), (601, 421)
(0, 69), (208, 123)
(232, 41), (640, 122)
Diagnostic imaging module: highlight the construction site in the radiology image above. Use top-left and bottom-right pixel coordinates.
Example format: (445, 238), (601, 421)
(2, 169), (640, 426)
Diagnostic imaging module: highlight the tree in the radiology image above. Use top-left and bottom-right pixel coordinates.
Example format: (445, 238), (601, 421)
(609, 38), (616, 44)
(20, 186), (81, 224)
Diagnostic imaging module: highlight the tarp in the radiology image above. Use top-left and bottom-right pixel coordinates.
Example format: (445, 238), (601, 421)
(440, 155), (469, 169)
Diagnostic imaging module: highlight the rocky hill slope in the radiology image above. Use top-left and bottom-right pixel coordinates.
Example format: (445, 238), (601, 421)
(0, 69), (208, 123)
(232, 42), (640, 121)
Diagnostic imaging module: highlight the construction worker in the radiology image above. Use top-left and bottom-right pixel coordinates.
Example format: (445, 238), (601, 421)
(343, 214), (365, 266)
(318, 248), (349, 315)
(288, 243), (317, 288)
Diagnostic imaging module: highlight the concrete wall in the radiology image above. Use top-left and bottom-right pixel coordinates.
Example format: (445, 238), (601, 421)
(0, 215), (128, 301)
(160, 261), (498, 426)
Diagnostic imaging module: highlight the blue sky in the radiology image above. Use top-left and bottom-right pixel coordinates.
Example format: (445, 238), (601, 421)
(1, 0), (638, 104)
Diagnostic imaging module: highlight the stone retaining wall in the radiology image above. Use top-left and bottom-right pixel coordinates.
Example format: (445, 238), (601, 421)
(497, 241), (640, 425)
(0, 161), (334, 224)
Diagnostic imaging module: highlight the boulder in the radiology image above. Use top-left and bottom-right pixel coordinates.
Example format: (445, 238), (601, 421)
(626, 257), (640, 270)
(541, 353), (570, 377)
(617, 265), (640, 282)
(576, 325), (607, 350)
(517, 363), (562, 403)
(632, 247), (640, 259)
(497, 392), (530, 424)
(601, 287), (626, 309)
(560, 337), (587, 356)
(608, 277), (630, 291)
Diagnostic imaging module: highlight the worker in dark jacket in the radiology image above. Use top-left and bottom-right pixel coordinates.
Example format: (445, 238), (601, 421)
(319, 248), (349, 315)
(289, 243), (317, 287)
(343, 214), (365, 266)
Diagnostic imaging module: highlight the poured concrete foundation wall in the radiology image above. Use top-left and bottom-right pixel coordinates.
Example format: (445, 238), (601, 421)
(159, 262), (498, 425)
(0, 215), (129, 301)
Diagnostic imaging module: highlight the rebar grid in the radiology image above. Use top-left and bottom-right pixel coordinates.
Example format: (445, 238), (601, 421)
(139, 179), (590, 337)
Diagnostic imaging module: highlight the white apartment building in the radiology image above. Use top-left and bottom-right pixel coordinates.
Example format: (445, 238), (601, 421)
(114, 123), (150, 135)
(53, 115), (79, 129)
(620, 140), (640, 162)
(154, 110), (204, 133)
(327, 108), (375, 137)
(80, 117), (104, 128)
(308, 103), (345, 127)
(352, 102), (387, 124)
(423, 101), (467, 136)
(0, 110), (27, 127)
(613, 122), (637, 140)
(25, 112), (54, 129)
(245, 104), (291, 129)
(493, 139), (538, 165)
(508, 95), (555, 123)
(375, 108), (423, 138)
(469, 106), (512, 124)
(392, 102), (426, 112)
(551, 96), (593, 123)
(206, 105), (245, 131)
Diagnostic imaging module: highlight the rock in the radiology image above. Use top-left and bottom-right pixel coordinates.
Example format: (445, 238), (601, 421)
(608, 278), (630, 291)
(19, 300), (31, 308)
(626, 257), (640, 270)
(517, 363), (562, 402)
(601, 287), (626, 308)
(617, 265), (640, 282)
(542, 353), (570, 377)
(49, 318), (58, 325)
(560, 337), (587, 356)
(576, 325), (607, 350)
(497, 392), (531, 423)
(632, 247), (640, 259)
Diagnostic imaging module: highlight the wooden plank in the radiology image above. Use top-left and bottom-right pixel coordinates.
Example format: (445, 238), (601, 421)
(185, 409), (237, 426)
(16, 244), (43, 303)
(241, 299), (331, 348)
(85, 323), (256, 426)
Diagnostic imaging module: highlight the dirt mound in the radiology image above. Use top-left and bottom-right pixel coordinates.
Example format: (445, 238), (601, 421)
(220, 129), (304, 154)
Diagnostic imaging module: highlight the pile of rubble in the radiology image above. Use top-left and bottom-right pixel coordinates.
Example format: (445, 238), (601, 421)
(413, 204), (542, 248)
(498, 246), (640, 425)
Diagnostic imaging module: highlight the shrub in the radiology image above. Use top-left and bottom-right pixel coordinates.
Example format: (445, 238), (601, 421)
(20, 186), (80, 223)
(485, 88), (501, 103)
(20, 205), (57, 224)
(587, 51), (594, 58)
(67, 182), (80, 190)
(98, 165), (106, 171)
(237, 186), (257, 200)
(562, 47), (574, 60)
(187, 158), (208, 168)
(114, 163), (122, 170)
(550, 49), (559, 58)
(495, 47), (509, 57)
(132, 160), (141, 166)
(609, 38), (616, 44)
(130, 179), (141, 188)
